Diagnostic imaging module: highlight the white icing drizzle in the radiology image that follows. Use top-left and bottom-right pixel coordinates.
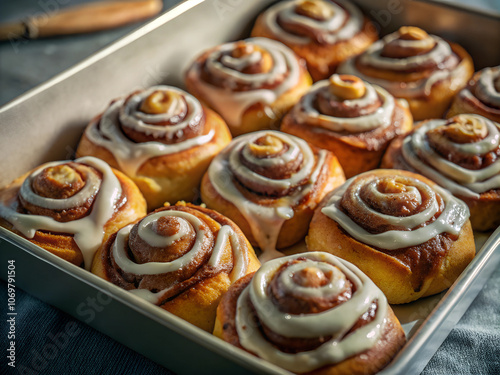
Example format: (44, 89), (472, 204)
(19, 162), (101, 210)
(401, 115), (500, 198)
(360, 34), (450, 71)
(207, 131), (327, 255)
(0, 157), (123, 270)
(111, 210), (248, 304)
(186, 37), (301, 128)
(261, 0), (364, 45)
(338, 32), (464, 98)
(321, 171), (470, 250)
(471, 66), (500, 108)
(84, 85), (214, 177)
(235, 252), (388, 373)
(291, 78), (395, 133)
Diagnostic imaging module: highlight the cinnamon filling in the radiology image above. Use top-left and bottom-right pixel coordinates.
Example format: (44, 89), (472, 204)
(233, 135), (310, 197)
(103, 206), (233, 305)
(200, 43), (287, 92)
(117, 89), (205, 144)
(239, 136), (303, 180)
(464, 89), (500, 112)
(426, 116), (500, 169)
(356, 26), (461, 81)
(268, 260), (354, 314)
(381, 27), (437, 61)
(339, 173), (452, 292)
(389, 234), (453, 292)
(309, 78), (407, 150)
(230, 42), (274, 74)
(246, 258), (376, 354)
(19, 163), (102, 222)
(316, 75), (382, 119)
(277, 0), (343, 44)
(340, 175), (444, 234)
(33, 165), (85, 199)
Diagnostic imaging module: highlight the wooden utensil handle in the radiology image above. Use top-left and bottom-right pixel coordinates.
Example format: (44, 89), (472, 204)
(0, 0), (163, 40)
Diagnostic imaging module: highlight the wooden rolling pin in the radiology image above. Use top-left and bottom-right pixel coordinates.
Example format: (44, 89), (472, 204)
(0, 0), (163, 40)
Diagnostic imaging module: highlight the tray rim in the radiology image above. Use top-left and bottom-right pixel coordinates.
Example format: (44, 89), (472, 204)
(1, 0), (499, 113)
(0, 0), (202, 113)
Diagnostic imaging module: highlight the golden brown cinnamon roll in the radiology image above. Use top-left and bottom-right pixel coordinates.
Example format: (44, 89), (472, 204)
(92, 202), (260, 332)
(281, 74), (413, 178)
(200, 130), (345, 261)
(0, 157), (147, 269)
(338, 26), (474, 120)
(184, 37), (312, 136)
(214, 252), (406, 374)
(76, 85), (231, 210)
(251, 0), (378, 82)
(307, 169), (475, 304)
(382, 114), (500, 231)
(447, 66), (500, 123)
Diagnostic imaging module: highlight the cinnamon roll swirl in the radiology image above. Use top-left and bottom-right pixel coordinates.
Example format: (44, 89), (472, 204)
(382, 114), (500, 231)
(92, 202), (260, 332)
(281, 74), (413, 178)
(0, 157), (147, 269)
(76, 85), (231, 209)
(251, 0), (378, 81)
(338, 26), (474, 120)
(307, 169), (475, 304)
(214, 252), (405, 374)
(185, 37), (312, 136)
(200, 130), (345, 261)
(447, 66), (500, 123)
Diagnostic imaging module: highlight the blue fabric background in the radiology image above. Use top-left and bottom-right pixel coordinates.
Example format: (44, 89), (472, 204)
(0, 0), (499, 374)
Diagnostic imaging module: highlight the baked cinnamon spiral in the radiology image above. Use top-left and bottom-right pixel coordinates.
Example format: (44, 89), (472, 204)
(338, 26), (474, 120)
(214, 252), (405, 374)
(76, 85), (231, 209)
(185, 37), (312, 135)
(0, 156), (147, 269)
(382, 114), (500, 231)
(448, 66), (500, 123)
(308, 169), (475, 304)
(200, 130), (345, 260)
(92, 202), (260, 332)
(282, 74), (413, 178)
(251, 0), (378, 81)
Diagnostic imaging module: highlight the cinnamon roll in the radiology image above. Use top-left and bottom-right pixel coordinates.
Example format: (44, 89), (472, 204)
(447, 66), (500, 123)
(214, 252), (406, 374)
(184, 37), (312, 136)
(92, 202), (260, 332)
(76, 85), (231, 210)
(0, 157), (147, 269)
(200, 130), (345, 261)
(281, 74), (413, 178)
(382, 114), (500, 231)
(251, 0), (378, 82)
(307, 169), (475, 304)
(338, 26), (474, 120)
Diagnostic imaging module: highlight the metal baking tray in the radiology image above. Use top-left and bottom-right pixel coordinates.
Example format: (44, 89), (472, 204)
(0, 0), (499, 374)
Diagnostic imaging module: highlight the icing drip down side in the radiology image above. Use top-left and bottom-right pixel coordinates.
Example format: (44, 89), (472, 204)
(84, 86), (214, 177)
(0, 156), (123, 270)
(400, 115), (500, 199)
(207, 131), (328, 256)
(186, 38), (302, 128)
(110, 209), (249, 305)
